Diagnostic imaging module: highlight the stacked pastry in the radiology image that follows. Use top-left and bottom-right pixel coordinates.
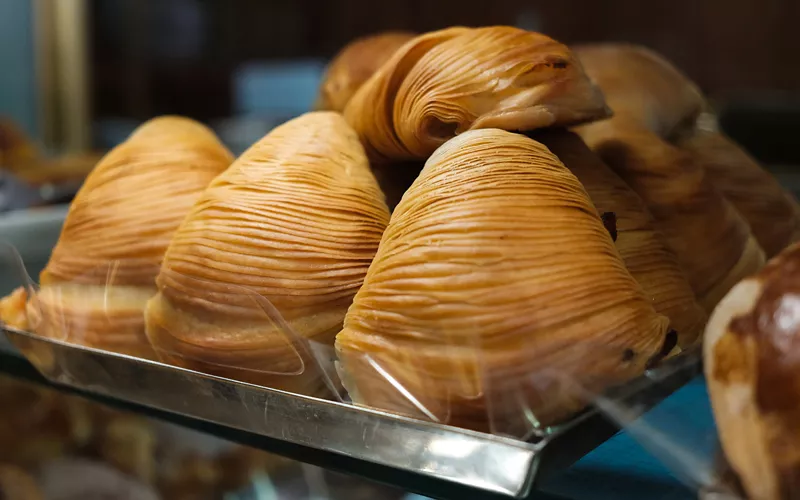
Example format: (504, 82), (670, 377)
(343, 26), (609, 162)
(144, 112), (390, 395)
(336, 129), (672, 432)
(574, 44), (799, 309)
(312, 27), (711, 431)
(316, 31), (415, 113)
(0, 117), (232, 358)
(533, 130), (706, 349)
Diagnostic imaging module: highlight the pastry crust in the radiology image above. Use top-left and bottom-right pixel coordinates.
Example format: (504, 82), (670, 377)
(535, 130), (706, 349)
(25, 116), (232, 357)
(574, 45), (770, 310)
(336, 129), (670, 433)
(145, 112), (390, 394)
(344, 26), (609, 162)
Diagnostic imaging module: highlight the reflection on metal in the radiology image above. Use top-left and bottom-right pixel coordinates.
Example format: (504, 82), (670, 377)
(1, 325), (700, 499)
(32, 0), (90, 153)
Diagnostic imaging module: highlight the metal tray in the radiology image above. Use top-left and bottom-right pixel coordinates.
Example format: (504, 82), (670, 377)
(0, 325), (699, 500)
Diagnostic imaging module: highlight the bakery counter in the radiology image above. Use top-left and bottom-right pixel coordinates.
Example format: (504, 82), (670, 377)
(0, 324), (698, 500)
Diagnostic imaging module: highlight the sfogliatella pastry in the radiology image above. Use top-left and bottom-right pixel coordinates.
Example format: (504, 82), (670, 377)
(676, 123), (800, 258)
(344, 26), (609, 162)
(10, 117), (233, 358)
(534, 129), (706, 349)
(705, 242), (800, 500)
(316, 31), (415, 112)
(576, 43), (800, 259)
(336, 129), (672, 434)
(574, 45), (765, 310)
(145, 112), (390, 395)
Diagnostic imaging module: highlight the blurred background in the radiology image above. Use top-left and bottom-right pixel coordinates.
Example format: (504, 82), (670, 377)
(1, 0), (799, 159)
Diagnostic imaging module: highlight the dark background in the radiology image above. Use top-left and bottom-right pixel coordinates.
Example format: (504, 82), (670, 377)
(91, 0), (800, 121)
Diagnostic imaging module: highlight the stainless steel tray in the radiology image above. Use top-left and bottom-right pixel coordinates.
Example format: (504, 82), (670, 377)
(0, 325), (699, 500)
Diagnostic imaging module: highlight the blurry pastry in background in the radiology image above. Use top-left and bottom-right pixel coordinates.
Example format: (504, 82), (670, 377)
(336, 129), (671, 434)
(581, 120), (764, 311)
(10, 152), (104, 187)
(535, 129), (706, 349)
(575, 44), (800, 259)
(0, 118), (39, 170)
(677, 122), (800, 258)
(0, 465), (43, 500)
(6, 116), (233, 358)
(93, 412), (157, 484)
(145, 112), (390, 395)
(704, 242), (800, 500)
(0, 117), (102, 186)
(0, 377), (93, 469)
(344, 26), (609, 162)
(574, 45), (766, 310)
(316, 31), (415, 112)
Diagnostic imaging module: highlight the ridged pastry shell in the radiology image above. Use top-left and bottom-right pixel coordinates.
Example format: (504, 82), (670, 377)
(145, 112), (390, 395)
(579, 120), (765, 311)
(343, 26), (609, 162)
(535, 130), (706, 348)
(335, 128), (671, 433)
(25, 116), (233, 358)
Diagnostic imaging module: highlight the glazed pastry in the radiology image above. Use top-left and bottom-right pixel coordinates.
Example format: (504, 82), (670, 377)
(145, 112), (390, 395)
(676, 124), (800, 258)
(336, 129), (671, 433)
(705, 242), (800, 500)
(343, 26), (609, 162)
(574, 45), (766, 310)
(20, 116), (232, 358)
(535, 130), (706, 349)
(316, 31), (415, 112)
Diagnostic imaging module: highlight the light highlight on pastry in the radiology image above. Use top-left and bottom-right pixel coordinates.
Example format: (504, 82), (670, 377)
(145, 112), (390, 395)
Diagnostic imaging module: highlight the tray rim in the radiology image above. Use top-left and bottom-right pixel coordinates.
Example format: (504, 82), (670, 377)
(0, 324), (700, 499)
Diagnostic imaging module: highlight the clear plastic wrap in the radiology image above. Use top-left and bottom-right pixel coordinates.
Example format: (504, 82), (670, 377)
(1, 240), (687, 444)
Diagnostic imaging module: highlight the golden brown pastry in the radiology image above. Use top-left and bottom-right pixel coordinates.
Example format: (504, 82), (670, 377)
(0, 118), (38, 170)
(316, 31), (415, 112)
(574, 44), (704, 138)
(705, 242), (800, 500)
(336, 129), (672, 433)
(145, 112), (390, 395)
(0, 287), (29, 330)
(677, 125), (800, 258)
(0, 465), (42, 500)
(343, 26), (609, 162)
(535, 130), (706, 349)
(581, 120), (764, 311)
(20, 116), (232, 358)
(576, 44), (800, 259)
(574, 45), (766, 310)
